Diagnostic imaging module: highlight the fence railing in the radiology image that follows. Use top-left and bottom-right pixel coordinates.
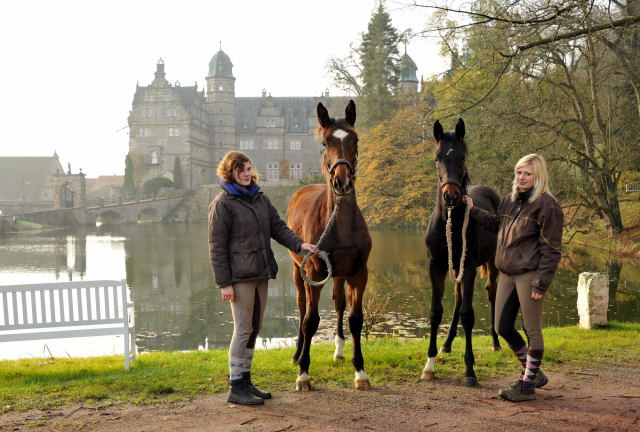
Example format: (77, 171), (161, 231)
(625, 181), (640, 192)
(86, 190), (187, 208)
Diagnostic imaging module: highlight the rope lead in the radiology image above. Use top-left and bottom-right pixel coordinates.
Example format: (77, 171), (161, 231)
(299, 197), (342, 286)
(446, 204), (471, 284)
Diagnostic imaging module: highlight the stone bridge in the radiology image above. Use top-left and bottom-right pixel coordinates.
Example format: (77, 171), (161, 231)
(1, 192), (191, 229)
(86, 193), (190, 225)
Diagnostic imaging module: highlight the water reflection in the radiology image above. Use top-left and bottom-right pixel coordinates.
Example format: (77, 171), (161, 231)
(0, 224), (638, 357)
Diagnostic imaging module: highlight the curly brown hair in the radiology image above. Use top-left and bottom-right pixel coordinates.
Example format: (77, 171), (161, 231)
(216, 151), (260, 183)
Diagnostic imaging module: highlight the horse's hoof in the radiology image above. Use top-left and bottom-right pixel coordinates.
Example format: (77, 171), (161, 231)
(333, 354), (345, 361)
(421, 371), (435, 381)
(463, 376), (478, 387)
(492, 345), (502, 352)
(439, 346), (451, 354)
(354, 379), (371, 390)
(295, 380), (313, 391)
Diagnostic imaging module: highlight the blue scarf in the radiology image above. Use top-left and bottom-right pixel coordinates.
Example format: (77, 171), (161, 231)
(219, 178), (260, 197)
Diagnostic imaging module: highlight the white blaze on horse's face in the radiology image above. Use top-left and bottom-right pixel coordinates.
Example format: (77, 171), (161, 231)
(332, 129), (349, 141)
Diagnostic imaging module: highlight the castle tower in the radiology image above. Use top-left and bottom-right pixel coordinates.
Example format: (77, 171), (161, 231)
(399, 49), (419, 94)
(206, 45), (237, 163)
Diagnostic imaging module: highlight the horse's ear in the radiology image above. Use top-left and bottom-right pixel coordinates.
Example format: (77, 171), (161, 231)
(345, 100), (356, 126)
(455, 118), (465, 140)
(317, 102), (331, 128)
(433, 120), (444, 142)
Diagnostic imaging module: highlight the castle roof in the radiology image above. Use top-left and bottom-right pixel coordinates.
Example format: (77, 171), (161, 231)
(0, 156), (63, 202)
(400, 53), (418, 83)
(208, 50), (234, 78)
(235, 96), (352, 134)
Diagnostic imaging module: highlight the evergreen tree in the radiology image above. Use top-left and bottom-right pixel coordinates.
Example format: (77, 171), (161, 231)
(358, 2), (401, 128)
(173, 156), (184, 189)
(124, 154), (134, 188)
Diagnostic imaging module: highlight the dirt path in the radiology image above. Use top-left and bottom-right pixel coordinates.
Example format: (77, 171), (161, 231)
(2, 365), (639, 432)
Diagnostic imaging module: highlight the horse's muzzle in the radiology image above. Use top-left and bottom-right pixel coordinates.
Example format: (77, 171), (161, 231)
(332, 175), (353, 195)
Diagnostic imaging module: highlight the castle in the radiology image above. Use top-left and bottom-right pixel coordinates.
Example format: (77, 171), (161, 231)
(128, 49), (418, 189)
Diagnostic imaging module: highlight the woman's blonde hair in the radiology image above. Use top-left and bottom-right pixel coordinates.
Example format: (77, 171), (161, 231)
(510, 153), (552, 203)
(216, 151), (259, 183)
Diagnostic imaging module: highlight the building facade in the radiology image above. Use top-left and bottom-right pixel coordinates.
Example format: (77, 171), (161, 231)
(128, 49), (419, 189)
(0, 154), (86, 215)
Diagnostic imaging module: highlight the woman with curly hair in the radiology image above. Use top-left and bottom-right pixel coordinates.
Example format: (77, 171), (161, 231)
(208, 151), (316, 405)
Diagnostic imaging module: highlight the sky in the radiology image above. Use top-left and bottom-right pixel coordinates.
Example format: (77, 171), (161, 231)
(0, 0), (449, 176)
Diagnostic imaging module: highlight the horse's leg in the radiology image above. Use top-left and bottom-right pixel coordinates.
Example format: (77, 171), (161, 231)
(291, 262), (306, 364)
(295, 283), (322, 391)
(460, 266), (478, 386)
(332, 277), (346, 361)
(440, 280), (462, 353)
(346, 267), (370, 390)
(422, 259), (446, 380)
(486, 261), (502, 351)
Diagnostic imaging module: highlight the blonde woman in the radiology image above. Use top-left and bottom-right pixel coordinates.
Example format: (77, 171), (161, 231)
(465, 154), (563, 402)
(208, 151), (315, 405)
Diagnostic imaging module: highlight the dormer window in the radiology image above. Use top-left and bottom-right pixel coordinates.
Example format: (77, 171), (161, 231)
(151, 151), (159, 165)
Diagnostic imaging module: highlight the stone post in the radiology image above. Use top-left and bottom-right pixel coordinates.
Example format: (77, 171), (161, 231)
(576, 272), (609, 329)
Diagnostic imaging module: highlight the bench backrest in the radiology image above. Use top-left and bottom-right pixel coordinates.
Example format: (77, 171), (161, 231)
(0, 280), (128, 331)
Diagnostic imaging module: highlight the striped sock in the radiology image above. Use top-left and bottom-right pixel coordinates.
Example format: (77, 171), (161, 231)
(522, 349), (543, 383)
(511, 344), (528, 368)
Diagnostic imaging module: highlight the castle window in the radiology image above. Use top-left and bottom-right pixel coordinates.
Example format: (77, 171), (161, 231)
(264, 139), (280, 150)
(151, 151), (159, 165)
(166, 106), (177, 117)
(290, 140), (301, 150)
(138, 128), (151, 137)
(141, 107), (153, 117)
(290, 163), (302, 180)
(169, 127), (180, 137)
(266, 163), (279, 181)
(218, 85), (224, 91)
(264, 119), (276, 128)
(240, 140), (254, 150)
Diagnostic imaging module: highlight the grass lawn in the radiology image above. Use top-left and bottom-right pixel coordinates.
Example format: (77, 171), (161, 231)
(1, 322), (638, 412)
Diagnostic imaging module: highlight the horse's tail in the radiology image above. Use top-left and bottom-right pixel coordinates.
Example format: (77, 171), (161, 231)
(479, 264), (489, 279)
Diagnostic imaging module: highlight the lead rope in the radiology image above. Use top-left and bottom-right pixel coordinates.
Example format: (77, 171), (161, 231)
(445, 204), (471, 284)
(299, 197), (342, 286)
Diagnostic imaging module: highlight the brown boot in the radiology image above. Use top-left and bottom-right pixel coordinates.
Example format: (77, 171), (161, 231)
(499, 379), (536, 402)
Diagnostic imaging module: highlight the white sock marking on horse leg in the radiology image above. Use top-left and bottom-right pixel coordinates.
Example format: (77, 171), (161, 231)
(296, 372), (311, 384)
(354, 370), (369, 382)
(332, 129), (348, 141)
(423, 357), (436, 373)
(333, 336), (345, 360)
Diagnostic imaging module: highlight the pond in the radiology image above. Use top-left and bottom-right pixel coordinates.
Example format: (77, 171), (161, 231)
(0, 224), (638, 359)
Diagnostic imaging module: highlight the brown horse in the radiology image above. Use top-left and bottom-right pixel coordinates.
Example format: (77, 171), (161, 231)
(287, 100), (372, 391)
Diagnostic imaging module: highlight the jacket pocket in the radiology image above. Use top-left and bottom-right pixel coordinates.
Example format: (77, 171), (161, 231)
(231, 248), (261, 280)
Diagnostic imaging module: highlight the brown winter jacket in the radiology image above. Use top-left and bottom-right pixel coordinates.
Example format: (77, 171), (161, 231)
(208, 189), (303, 288)
(471, 190), (563, 294)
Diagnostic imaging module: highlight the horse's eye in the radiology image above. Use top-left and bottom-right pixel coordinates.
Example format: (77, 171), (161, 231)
(322, 141), (327, 147)
(435, 157), (439, 162)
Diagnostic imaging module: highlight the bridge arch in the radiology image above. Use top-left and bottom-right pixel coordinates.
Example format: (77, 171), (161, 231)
(96, 210), (123, 226)
(137, 207), (161, 223)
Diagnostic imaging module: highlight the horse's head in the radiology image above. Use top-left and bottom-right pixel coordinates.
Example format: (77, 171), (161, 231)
(433, 118), (469, 208)
(316, 100), (358, 196)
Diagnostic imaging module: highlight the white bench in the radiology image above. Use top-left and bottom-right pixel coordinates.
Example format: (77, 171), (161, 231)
(0, 280), (136, 370)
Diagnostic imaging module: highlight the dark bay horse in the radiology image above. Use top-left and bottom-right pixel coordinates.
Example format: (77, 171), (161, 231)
(421, 118), (501, 386)
(287, 100), (372, 391)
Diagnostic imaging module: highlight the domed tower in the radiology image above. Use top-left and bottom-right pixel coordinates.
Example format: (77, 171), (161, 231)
(206, 45), (237, 162)
(399, 49), (419, 95)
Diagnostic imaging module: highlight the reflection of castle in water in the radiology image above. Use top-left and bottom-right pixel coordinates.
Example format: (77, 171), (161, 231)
(124, 224), (324, 352)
